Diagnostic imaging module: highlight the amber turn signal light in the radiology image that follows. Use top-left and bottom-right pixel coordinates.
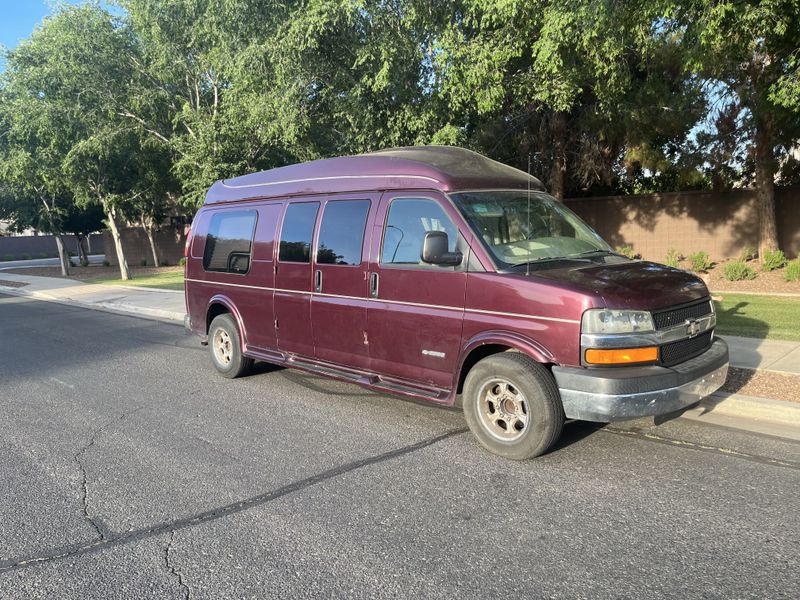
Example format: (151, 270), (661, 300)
(584, 346), (658, 365)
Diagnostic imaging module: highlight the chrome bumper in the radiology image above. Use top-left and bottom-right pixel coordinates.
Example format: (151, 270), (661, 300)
(552, 338), (729, 422)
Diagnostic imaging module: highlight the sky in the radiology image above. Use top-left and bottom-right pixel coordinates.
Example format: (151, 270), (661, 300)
(0, 1), (58, 51)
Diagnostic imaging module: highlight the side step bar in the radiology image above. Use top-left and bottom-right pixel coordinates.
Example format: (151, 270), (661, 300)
(244, 348), (451, 404)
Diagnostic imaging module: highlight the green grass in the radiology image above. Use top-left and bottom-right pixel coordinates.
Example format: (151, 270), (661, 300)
(714, 294), (800, 341)
(87, 270), (185, 291)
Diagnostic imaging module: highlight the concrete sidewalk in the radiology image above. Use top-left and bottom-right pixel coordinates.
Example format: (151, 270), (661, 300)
(718, 334), (800, 375)
(1, 271), (799, 374)
(0, 271), (184, 323)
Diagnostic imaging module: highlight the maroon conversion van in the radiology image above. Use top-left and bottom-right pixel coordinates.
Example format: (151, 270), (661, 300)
(184, 146), (729, 459)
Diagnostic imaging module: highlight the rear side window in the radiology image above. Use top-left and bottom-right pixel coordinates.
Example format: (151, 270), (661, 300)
(317, 200), (370, 266)
(203, 210), (258, 274)
(381, 198), (458, 265)
(279, 202), (319, 263)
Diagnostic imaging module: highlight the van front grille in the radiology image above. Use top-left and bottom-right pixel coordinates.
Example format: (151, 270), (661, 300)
(660, 331), (713, 366)
(652, 299), (712, 330)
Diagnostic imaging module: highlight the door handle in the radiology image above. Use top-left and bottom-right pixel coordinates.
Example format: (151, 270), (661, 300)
(369, 272), (379, 298)
(314, 269), (322, 293)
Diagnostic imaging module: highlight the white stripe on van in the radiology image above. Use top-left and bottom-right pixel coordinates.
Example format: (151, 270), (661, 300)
(220, 174), (441, 190)
(185, 278), (579, 324)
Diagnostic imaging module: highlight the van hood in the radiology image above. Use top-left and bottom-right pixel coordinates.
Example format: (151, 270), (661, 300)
(527, 259), (709, 311)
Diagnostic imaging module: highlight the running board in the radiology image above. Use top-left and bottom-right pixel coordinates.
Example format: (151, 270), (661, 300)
(244, 348), (451, 403)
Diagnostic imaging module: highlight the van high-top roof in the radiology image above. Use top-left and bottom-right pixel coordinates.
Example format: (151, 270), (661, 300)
(203, 146), (545, 205)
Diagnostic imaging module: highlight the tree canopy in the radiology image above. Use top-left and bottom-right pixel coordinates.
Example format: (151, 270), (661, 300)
(1, 0), (799, 268)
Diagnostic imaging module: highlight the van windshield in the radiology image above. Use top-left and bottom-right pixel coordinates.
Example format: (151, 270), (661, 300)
(451, 190), (611, 269)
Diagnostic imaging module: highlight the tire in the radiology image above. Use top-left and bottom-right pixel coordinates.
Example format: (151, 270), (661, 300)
(463, 352), (564, 460)
(208, 314), (253, 379)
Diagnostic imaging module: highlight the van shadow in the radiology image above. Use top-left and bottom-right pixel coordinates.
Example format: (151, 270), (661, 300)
(250, 362), (609, 454)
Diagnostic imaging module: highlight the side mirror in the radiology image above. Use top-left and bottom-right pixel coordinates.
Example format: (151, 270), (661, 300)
(421, 231), (463, 266)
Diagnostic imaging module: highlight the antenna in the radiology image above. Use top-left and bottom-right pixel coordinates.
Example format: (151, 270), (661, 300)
(526, 153), (532, 277)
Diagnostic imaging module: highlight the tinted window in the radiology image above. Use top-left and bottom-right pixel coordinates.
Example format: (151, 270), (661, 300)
(381, 198), (458, 265)
(203, 210), (257, 274)
(279, 202), (319, 262)
(316, 200), (370, 265)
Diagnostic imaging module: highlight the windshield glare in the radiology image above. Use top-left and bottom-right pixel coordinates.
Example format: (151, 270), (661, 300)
(451, 190), (611, 268)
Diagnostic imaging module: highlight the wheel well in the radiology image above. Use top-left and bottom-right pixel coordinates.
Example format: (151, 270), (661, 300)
(457, 344), (515, 395)
(206, 303), (230, 333)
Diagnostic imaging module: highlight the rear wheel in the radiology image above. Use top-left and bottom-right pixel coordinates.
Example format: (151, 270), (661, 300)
(209, 313), (253, 378)
(463, 352), (563, 460)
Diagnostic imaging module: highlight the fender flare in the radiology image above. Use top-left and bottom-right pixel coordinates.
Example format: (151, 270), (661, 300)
(206, 295), (248, 348)
(453, 330), (556, 390)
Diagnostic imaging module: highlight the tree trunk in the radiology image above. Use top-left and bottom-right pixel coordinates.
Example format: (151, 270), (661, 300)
(142, 213), (160, 267)
(104, 204), (131, 280)
(75, 234), (88, 264)
(550, 111), (567, 200)
(754, 119), (779, 260)
(53, 234), (70, 277)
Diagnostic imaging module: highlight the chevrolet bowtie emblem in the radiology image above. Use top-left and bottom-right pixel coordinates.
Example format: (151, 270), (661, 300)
(686, 319), (701, 338)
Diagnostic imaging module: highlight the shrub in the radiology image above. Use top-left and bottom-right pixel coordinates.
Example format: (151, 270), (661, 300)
(178, 257), (187, 266)
(140, 258), (148, 266)
(20, 253), (31, 260)
(615, 245), (639, 259)
(664, 248), (681, 268)
(37, 253), (48, 259)
(80, 258), (89, 267)
(785, 259), (800, 282)
(761, 249), (786, 272)
(739, 245), (757, 262)
(102, 260), (111, 267)
(688, 251), (712, 273)
(724, 260), (757, 281)
(3, 254), (14, 262)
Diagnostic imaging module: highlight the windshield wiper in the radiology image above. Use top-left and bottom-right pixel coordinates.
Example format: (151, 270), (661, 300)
(570, 249), (613, 258)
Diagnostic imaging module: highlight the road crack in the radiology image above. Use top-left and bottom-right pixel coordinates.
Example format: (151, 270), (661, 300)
(164, 531), (192, 600)
(72, 406), (145, 541)
(0, 427), (467, 574)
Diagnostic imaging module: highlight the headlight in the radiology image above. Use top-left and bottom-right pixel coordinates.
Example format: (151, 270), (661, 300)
(581, 309), (654, 334)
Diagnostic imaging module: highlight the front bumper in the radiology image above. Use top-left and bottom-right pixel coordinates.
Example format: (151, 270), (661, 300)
(552, 338), (729, 422)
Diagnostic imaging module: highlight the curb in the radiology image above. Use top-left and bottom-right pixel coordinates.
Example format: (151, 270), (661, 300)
(678, 392), (800, 440)
(0, 286), (184, 324)
(700, 391), (800, 426)
(92, 284), (185, 294)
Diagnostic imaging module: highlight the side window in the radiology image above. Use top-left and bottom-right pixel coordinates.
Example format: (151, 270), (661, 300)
(316, 200), (370, 266)
(279, 202), (319, 263)
(381, 198), (458, 266)
(203, 210), (257, 274)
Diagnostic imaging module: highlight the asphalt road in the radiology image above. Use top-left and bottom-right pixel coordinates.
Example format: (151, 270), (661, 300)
(0, 294), (798, 599)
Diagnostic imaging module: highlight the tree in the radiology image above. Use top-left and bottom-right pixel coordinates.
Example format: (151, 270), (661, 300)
(3, 3), (155, 280)
(675, 0), (800, 259)
(119, 0), (298, 207)
(0, 84), (76, 276)
(435, 1), (705, 198)
(266, 1), (454, 157)
(124, 139), (180, 266)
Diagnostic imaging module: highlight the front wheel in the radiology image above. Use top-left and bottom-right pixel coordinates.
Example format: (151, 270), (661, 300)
(463, 352), (564, 460)
(209, 314), (253, 378)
